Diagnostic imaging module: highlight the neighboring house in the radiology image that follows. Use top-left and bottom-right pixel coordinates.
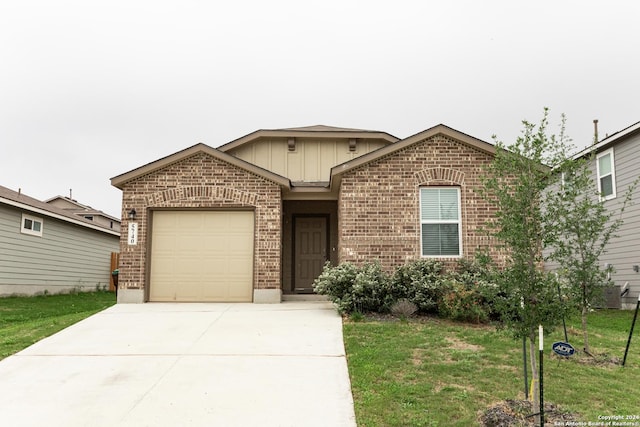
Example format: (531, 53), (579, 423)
(0, 185), (121, 296)
(111, 125), (501, 304)
(45, 195), (121, 232)
(549, 121), (640, 309)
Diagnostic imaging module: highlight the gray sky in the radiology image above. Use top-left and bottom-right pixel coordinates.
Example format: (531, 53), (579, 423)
(1, 1), (638, 218)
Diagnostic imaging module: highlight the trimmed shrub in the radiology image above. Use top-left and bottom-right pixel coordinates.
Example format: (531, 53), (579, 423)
(312, 262), (358, 313)
(351, 261), (391, 313)
(312, 261), (390, 314)
(439, 277), (491, 324)
(390, 259), (445, 314)
(313, 256), (500, 323)
(437, 257), (500, 323)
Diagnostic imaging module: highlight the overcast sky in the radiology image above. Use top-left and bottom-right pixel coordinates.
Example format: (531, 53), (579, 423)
(1, 1), (638, 218)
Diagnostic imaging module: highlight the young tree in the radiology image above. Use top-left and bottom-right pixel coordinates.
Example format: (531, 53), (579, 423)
(481, 109), (569, 423)
(545, 142), (635, 355)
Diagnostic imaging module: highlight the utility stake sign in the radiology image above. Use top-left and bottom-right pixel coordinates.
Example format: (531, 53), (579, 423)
(552, 341), (576, 357)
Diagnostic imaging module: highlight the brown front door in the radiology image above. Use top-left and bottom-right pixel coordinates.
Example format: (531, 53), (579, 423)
(294, 216), (328, 293)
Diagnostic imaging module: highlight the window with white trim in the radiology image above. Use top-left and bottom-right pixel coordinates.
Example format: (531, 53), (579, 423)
(21, 214), (43, 237)
(596, 149), (616, 200)
(420, 187), (462, 257)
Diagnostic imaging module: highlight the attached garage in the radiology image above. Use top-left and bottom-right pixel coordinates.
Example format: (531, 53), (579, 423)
(149, 210), (254, 302)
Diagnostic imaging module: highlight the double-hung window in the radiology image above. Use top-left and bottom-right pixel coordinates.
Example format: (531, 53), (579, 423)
(420, 187), (462, 257)
(596, 148), (616, 200)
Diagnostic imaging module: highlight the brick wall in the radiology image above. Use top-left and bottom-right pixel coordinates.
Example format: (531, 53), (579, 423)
(117, 152), (282, 295)
(338, 134), (503, 272)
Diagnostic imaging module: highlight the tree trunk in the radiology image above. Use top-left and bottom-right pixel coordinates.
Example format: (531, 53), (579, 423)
(528, 331), (540, 426)
(582, 305), (590, 354)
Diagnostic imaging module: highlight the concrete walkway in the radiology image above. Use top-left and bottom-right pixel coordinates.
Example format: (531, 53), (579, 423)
(0, 302), (357, 427)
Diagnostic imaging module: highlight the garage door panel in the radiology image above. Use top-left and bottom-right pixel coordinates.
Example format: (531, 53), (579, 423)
(226, 280), (253, 300)
(203, 259), (228, 275)
(172, 256), (205, 276)
(151, 257), (176, 275)
(227, 258), (252, 274)
(153, 212), (177, 227)
(225, 237), (253, 253)
(150, 211), (254, 302)
(175, 281), (201, 300)
(149, 280), (176, 301)
(201, 282), (229, 300)
(152, 234), (177, 250)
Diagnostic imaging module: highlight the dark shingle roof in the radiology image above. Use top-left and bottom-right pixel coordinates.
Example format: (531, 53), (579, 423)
(0, 185), (120, 235)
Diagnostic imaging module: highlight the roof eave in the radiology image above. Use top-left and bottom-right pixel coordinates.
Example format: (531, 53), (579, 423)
(217, 129), (399, 153)
(111, 143), (291, 190)
(330, 124), (496, 180)
(573, 121), (640, 159)
(0, 197), (120, 237)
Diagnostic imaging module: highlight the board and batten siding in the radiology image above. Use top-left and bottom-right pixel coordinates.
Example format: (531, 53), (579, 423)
(0, 204), (120, 295)
(229, 137), (388, 182)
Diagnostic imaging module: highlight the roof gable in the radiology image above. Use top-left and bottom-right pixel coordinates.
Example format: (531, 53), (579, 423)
(330, 124), (495, 179)
(110, 143), (291, 189)
(276, 124), (386, 132)
(217, 125), (399, 153)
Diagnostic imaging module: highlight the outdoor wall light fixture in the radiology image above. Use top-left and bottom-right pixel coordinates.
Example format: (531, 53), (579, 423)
(128, 209), (137, 220)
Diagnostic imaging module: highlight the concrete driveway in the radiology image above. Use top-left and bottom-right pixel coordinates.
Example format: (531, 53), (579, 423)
(0, 302), (356, 427)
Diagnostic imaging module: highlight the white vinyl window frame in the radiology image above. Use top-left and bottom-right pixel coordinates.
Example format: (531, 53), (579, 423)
(419, 187), (462, 258)
(21, 213), (43, 237)
(596, 148), (616, 200)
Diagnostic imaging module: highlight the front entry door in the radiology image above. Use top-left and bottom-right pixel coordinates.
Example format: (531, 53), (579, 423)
(294, 216), (328, 293)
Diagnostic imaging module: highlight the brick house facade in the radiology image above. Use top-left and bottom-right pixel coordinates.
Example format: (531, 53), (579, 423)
(337, 133), (498, 271)
(111, 125), (500, 303)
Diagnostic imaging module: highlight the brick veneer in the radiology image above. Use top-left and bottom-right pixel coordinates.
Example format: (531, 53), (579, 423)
(117, 152), (282, 297)
(338, 134), (502, 271)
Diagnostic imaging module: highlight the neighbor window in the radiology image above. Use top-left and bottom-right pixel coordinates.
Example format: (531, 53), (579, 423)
(596, 149), (616, 200)
(21, 214), (43, 237)
(420, 187), (462, 257)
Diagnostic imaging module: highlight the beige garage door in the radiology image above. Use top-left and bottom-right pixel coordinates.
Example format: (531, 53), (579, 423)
(149, 211), (254, 302)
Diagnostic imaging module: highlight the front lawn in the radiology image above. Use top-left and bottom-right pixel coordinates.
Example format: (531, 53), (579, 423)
(0, 291), (116, 360)
(343, 310), (640, 426)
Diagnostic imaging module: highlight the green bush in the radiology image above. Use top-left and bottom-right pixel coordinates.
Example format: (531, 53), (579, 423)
(313, 257), (500, 323)
(433, 257), (500, 323)
(312, 261), (390, 314)
(312, 262), (359, 313)
(390, 259), (445, 314)
(351, 261), (392, 313)
(439, 277), (491, 324)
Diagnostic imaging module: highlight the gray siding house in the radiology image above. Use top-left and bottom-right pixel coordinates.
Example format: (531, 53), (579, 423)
(45, 195), (121, 233)
(0, 185), (121, 296)
(549, 121), (640, 309)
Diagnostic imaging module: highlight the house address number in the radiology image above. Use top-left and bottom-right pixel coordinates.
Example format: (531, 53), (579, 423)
(128, 222), (138, 245)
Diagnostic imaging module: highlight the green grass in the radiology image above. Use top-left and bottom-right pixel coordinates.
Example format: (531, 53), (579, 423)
(0, 291), (116, 360)
(344, 310), (640, 426)
(2, 293), (638, 425)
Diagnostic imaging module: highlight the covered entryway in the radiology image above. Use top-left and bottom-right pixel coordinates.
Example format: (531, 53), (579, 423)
(149, 210), (254, 302)
(293, 215), (329, 293)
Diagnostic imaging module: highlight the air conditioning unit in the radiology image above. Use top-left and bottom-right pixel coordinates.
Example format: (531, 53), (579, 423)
(602, 285), (622, 309)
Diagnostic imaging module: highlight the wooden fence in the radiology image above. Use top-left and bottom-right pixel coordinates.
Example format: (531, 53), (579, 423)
(109, 252), (120, 292)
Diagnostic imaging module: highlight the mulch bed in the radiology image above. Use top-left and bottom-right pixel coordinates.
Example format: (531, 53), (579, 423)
(481, 399), (580, 426)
